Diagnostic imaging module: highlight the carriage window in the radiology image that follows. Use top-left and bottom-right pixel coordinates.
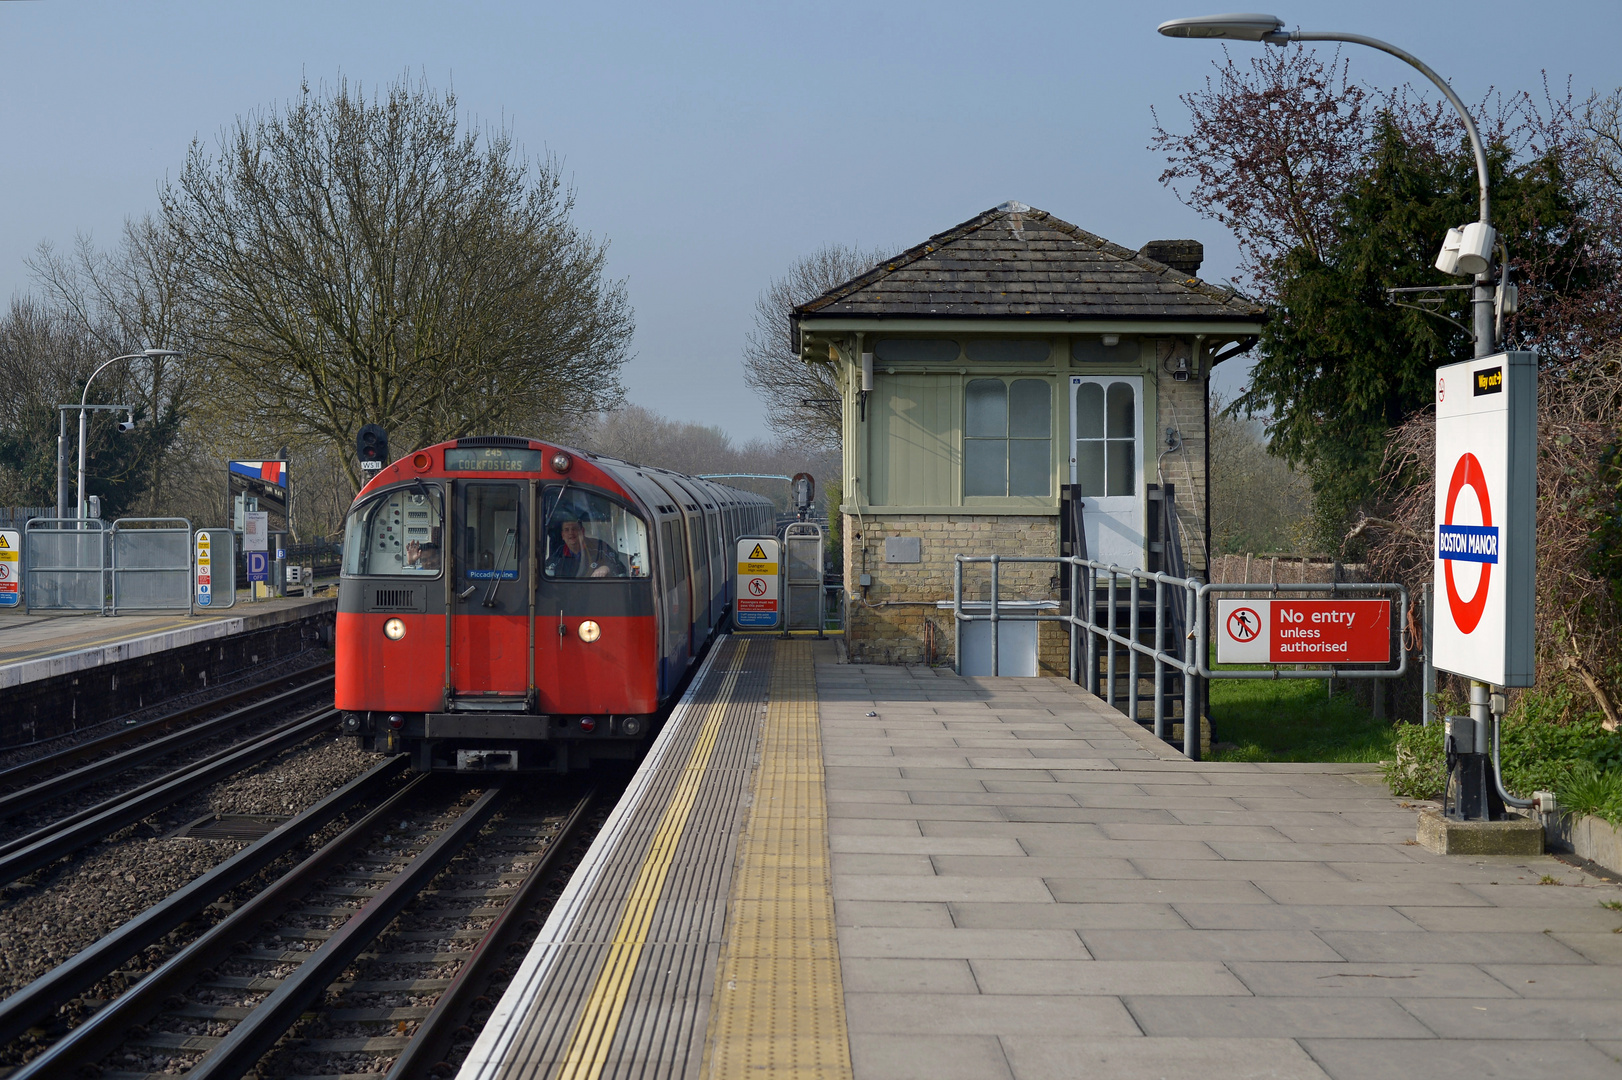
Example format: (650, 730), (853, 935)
(542, 487), (649, 580)
(341, 485), (443, 577)
(462, 483), (523, 580)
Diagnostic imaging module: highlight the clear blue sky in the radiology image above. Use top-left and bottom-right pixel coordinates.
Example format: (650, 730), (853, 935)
(3, 1), (1617, 443)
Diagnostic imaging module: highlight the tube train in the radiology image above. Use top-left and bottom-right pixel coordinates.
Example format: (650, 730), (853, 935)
(334, 435), (775, 771)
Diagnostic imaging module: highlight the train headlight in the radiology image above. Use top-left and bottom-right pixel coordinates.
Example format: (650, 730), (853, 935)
(578, 620), (601, 643)
(619, 716), (642, 737)
(550, 451), (573, 474)
(383, 618), (407, 640)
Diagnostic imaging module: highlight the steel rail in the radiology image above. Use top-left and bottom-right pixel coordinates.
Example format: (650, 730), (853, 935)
(0, 660), (332, 787)
(386, 788), (597, 1080)
(0, 670), (334, 824)
(0, 756), (408, 1048)
(186, 781), (512, 1080)
(0, 695), (338, 865)
(0, 705), (339, 888)
(13, 771), (437, 1080)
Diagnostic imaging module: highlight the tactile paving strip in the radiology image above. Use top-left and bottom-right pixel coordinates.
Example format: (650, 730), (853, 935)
(458, 637), (774, 1080)
(700, 640), (853, 1080)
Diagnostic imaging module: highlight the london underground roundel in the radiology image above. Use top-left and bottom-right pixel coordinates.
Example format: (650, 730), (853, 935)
(1439, 452), (1494, 634)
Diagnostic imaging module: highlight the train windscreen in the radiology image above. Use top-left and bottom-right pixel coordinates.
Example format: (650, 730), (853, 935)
(342, 486), (444, 576)
(542, 487), (649, 579)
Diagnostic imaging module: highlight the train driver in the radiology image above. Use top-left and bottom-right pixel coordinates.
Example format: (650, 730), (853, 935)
(547, 512), (627, 579)
(404, 540), (441, 572)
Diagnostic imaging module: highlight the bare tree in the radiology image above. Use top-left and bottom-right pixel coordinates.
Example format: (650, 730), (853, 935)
(743, 244), (888, 452)
(162, 74), (633, 492)
(1208, 398), (1311, 553)
(575, 404), (838, 511)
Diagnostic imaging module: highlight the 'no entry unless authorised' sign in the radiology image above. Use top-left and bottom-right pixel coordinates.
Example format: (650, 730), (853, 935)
(1216, 599), (1392, 664)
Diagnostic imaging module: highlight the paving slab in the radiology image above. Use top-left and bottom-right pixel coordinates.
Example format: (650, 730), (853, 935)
(1000, 1036), (1332, 1080)
(1300, 1038), (1622, 1080)
(815, 661), (1622, 1080)
(1123, 995), (1433, 1038)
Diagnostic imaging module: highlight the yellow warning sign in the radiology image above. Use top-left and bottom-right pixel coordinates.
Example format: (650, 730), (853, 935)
(747, 543), (767, 561)
(0, 535), (10, 549)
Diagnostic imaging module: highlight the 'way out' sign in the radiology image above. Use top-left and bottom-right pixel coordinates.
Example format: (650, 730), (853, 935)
(1216, 599), (1391, 664)
(1432, 352), (1536, 687)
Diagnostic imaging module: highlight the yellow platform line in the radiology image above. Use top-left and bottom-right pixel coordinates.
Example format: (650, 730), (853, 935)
(553, 641), (749, 1080)
(701, 640), (853, 1080)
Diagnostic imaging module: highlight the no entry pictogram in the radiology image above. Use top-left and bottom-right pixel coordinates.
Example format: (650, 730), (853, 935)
(748, 577), (767, 596)
(1226, 607), (1261, 643)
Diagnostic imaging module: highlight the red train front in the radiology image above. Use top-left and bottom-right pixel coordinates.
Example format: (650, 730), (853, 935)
(335, 435), (774, 771)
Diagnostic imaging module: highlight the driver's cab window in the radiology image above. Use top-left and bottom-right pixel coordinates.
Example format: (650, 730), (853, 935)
(543, 488), (649, 580)
(341, 486), (443, 576)
(462, 484), (523, 580)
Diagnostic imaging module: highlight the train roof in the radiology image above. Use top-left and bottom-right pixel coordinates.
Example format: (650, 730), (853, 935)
(355, 435), (776, 509)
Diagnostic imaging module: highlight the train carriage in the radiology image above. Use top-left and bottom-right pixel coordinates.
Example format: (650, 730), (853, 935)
(335, 435), (774, 771)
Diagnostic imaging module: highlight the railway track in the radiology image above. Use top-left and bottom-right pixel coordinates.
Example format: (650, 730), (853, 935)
(5, 776), (599, 1079)
(0, 661), (334, 804)
(0, 666), (337, 856)
(0, 701), (343, 890)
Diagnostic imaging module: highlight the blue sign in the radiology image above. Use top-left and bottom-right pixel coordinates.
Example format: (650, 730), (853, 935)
(1437, 524), (1499, 564)
(247, 550), (269, 583)
(735, 611), (776, 627)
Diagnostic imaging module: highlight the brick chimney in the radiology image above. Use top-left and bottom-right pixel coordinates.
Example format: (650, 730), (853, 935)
(1139, 240), (1204, 277)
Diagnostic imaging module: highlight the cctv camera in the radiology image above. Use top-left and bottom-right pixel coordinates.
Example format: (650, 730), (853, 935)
(117, 412), (136, 433)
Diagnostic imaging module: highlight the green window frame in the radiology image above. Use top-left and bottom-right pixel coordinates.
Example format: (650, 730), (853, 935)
(963, 377), (1052, 498)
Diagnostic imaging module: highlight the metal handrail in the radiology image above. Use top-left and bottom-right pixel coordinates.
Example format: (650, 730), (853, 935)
(951, 554), (1411, 762)
(953, 554), (1204, 758)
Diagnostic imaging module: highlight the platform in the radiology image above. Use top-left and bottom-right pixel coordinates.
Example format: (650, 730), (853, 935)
(0, 595), (334, 689)
(463, 638), (1622, 1080)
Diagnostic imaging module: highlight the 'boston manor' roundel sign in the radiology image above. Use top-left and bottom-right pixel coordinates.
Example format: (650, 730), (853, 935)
(1431, 354), (1536, 687)
(1438, 452), (1495, 634)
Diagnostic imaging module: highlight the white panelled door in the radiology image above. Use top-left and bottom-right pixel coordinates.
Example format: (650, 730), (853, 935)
(1070, 375), (1145, 569)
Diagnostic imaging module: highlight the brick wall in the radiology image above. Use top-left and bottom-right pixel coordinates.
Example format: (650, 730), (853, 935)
(1153, 348), (1209, 575)
(842, 513), (1069, 672)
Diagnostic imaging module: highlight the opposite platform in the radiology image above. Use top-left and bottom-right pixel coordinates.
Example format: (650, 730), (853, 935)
(0, 596), (334, 689)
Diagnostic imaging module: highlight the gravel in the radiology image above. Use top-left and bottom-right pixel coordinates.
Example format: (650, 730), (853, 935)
(0, 730), (381, 1069)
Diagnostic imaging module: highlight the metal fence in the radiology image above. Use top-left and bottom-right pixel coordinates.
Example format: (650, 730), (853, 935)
(24, 517), (195, 614)
(951, 554), (1409, 761)
(110, 519), (193, 613)
(25, 519), (111, 611)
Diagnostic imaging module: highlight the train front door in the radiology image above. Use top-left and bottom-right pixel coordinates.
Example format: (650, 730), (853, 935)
(448, 480), (532, 704)
(1070, 375), (1146, 569)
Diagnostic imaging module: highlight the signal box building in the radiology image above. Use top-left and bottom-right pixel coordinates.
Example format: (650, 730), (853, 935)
(792, 202), (1266, 669)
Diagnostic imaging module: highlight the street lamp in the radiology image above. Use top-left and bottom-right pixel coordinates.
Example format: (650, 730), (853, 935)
(1157, 14), (1497, 358)
(76, 349), (183, 521)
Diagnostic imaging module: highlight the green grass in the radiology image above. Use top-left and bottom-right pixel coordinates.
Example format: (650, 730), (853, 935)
(1207, 675), (1395, 763)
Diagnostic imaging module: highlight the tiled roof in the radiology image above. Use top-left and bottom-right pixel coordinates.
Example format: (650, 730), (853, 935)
(794, 202), (1265, 321)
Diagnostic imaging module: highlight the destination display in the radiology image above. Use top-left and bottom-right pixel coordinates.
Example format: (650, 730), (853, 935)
(444, 448), (544, 472)
(1215, 598), (1392, 664)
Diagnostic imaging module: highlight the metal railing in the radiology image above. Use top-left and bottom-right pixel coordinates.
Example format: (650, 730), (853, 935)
(952, 555), (1409, 762)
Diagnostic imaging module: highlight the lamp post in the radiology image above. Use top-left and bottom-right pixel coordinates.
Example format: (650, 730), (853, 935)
(76, 349), (183, 521)
(1157, 13), (1497, 359)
